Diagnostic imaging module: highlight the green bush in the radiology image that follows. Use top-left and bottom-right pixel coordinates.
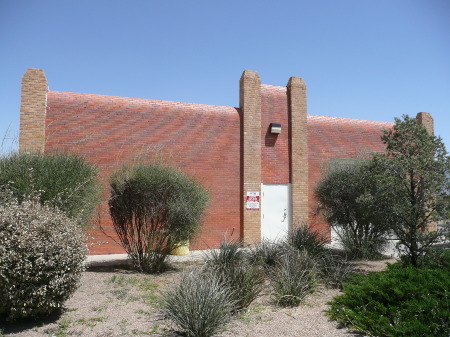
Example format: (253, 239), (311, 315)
(328, 263), (450, 336)
(109, 161), (208, 273)
(0, 152), (99, 227)
(288, 223), (328, 256)
(400, 247), (450, 269)
(0, 195), (86, 321)
(315, 159), (390, 260)
(161, 269), (235, 337)
(270, 249), (317, 307)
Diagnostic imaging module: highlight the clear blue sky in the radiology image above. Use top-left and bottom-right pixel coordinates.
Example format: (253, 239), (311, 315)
(1, 0), (449, 153)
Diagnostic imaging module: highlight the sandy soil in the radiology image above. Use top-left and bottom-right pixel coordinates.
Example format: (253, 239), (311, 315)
(1, 259), (396, 337)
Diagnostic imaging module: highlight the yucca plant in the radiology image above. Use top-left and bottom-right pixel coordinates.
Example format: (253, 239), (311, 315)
(288, 223), (328, 256)
(204, 239), (245, 268)
(161, 269), (235, 337)
(204, 239), (264, 311)
(270, 249), (317, 306)
(317, 250), (354, 289)
(246, 240), (288, 270)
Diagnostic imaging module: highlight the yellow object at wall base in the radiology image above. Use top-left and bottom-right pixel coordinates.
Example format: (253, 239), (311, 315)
(169, 242), (190, 256)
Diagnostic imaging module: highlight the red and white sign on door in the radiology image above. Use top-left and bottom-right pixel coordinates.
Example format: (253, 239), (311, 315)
(246, 192), (260, 210)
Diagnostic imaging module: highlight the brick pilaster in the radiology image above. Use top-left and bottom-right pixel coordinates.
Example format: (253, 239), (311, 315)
(287, 76), (308, 227)
(19, 68), (48, 153)
(416, 112), (434, 135)
(240, 70), (262, 244)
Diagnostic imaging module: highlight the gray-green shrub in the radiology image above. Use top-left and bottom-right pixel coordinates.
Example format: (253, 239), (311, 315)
(204, 240), (264, 311)
(204, 239), (245, 267)
(109, 161), (208, 273)
(247, 240), (289, 270)
(288, 223), (328, 256)
(161, 269), (235, 337)
(0, 152), (99, 227)
(270, 249), (317, 306)
(315, 160), (390, 259)
(317, 251), (354, 289)
(0, 194), (86, 321)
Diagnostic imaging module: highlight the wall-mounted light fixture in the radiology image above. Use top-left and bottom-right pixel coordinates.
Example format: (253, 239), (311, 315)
(270, 123), (282, 134)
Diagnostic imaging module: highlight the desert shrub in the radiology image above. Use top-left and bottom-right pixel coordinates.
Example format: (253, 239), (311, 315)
(204, 240), (264, 311)
(247, 240), (288, 269)
(317, 251), (354, 289)
(315, 159), (390, 260)
(328, 263), (450, 337)
(288, 223), (328, 256)
(0, 195), (86, 321)
(0, 152), (99, 227)
(109, 161), (208, 273)
(204, 239), (245, 267)
(270, 249), (317, 306)
(161, 269), (235, 337)
(207, 262), (264, 312)
(335, 225), (387, 260)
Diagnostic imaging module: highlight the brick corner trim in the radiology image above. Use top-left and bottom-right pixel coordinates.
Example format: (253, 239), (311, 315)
(19, 68), (48, 153)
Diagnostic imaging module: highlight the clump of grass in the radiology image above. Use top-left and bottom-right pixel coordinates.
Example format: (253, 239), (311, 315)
(161, 269), (235, 337)
(270, 249), (317, 307)
(204, 239), (245, 267)
(317, 251), (354, 289)
(204, 239), (265, 311)
(288, 223), (328, 256)
(247, 240), (288, 269)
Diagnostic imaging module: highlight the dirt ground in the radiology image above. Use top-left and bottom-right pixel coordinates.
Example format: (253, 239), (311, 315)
(1, 258), (396, 337)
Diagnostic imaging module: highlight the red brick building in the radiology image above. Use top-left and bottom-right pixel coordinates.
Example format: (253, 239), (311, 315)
(19, 68), (433, 254)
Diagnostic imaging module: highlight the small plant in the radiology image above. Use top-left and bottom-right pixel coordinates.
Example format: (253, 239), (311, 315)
(247, 240), (288, 269)
(336, 225), (387, 260)
(204, 239), (245, 267)
(0, 151), (99, 227)
(204, 240), (264, 311)
(317, 251), (354, 289)
(287, 223), (328, 256)
(161, 269), (235, 337)
(270, 249), (317, 307)
(0, 194), (86, 321)
(109, 161), (208, 273)
(328, 262), (450, 337)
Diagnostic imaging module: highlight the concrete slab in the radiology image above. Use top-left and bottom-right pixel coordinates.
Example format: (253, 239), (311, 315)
(86, 250), (208, 267)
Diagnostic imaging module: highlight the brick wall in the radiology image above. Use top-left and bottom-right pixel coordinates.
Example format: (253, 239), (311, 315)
(20, 68), (433, 253)
(261, 84), (290, 184)
(44, 91), (242, 253)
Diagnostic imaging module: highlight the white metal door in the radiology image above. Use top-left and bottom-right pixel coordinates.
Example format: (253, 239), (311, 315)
(261, 184), (291, 241)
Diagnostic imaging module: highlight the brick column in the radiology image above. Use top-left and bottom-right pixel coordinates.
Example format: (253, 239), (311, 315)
(240, 70), (262, 244)
(416, 112), (434, 135)
(19, 68), (48, 153)
(287, 76), (308, 227)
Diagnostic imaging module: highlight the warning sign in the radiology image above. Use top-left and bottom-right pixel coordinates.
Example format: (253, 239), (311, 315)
(246, 192), (260, 210)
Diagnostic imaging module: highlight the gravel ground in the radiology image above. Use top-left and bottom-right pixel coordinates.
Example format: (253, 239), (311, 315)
(1, 258), (396, 337)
